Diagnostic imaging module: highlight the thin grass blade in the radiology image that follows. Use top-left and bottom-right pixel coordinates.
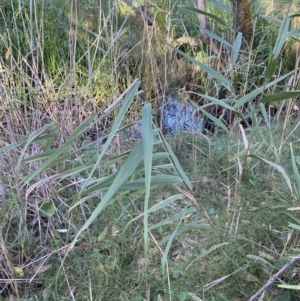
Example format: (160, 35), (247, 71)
(123, 194), (185, 232)
(199, 108), (229, 132)
(78, 79), (140, 197)
(167, 44), (230, 88)
(249, 155), (293, 194)
(161, 209), (185, 275)
(234, 69), (299, 108)
(178, 5), (229, 27)
(291, 143), (300, 196)
(141, 103), (153, 257)
(159, 134), (192, 190)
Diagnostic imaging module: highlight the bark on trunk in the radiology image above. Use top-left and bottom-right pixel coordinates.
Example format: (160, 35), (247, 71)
(232, 0), (254, 50)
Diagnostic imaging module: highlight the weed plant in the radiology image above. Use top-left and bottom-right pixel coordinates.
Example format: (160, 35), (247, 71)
(1, 0), (300, 301)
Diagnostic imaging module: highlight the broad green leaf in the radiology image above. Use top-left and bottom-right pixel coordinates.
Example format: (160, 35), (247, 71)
(197, 27), (232, 47)
(0, 130), (59, 153)
(288, 223), (300, 230)
(20, 150), (58, 163)
(40, 202), (56, 217)
(69, 152), (171, 201)
(71, 140), (144, 246)
(260, 15), (282, 27)
(199, 108), (229, 132)
(287, 28), (300, 37)
(234, 69), (299, 108)
(121, 175), (182, 190)
(167, 43), (230, 88)
(178, 5), (229, 28)
(159, 134), (192, 190)
(273, 16), (290, 59)
(231, 32), (242, 65)
(264, 58), (278, 81)
(26, 165), (90, 200)
(260, 91), (300, 103)
(197, 96), (245, 120)
(249, 155), (293, 194)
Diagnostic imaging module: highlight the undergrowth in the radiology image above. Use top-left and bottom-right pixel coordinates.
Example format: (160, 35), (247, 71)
(1, 0), (300, 301)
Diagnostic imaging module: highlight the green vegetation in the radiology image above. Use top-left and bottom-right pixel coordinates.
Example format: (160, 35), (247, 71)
(1, 0), (300, 300)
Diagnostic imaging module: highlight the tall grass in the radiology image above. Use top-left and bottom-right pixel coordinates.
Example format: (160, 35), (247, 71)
(1, 0), (300, 300)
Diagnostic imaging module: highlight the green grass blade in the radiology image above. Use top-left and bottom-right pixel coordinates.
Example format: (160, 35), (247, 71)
(265, 58), (279, 81)
(141, 103), (153, 257)
(22, 114), (96, 187)
(197, 96), (245, 120)
(197, 27), (232, 47)
(123, 194), (185, 232)
(273, 16), (290, 59)
(159, 220), (211, 245)
(260, 103), (270, 129)
(161, 209), (185, 275)
(16, 123), (56, 184)
(71, 140), (144, 247)
(159, 134), (192, 190)
(249, 155), (293, 194)
(234, 69), (299, 108)
(260, 91), (300, 103)
(78, 79), (140, 197)
(288, 223), (300, 230)
(287, 28), (300, 37)
(211, 0), (230, 12)
(177, 5), (229, 28)
(199, 108), (229, 132)
(261, 15), (282, 27)
(121, 175), (182, 190)
(291, 143), (300, 196)
(231, 32), (242, 65)
(185, 242), (229, 271)
(278, 285), (300, 290)
(167, 43), (230, 88)
(149, 208), (197, 231)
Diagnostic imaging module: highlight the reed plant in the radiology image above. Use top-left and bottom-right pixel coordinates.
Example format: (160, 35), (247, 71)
(1, 0), (300, 300)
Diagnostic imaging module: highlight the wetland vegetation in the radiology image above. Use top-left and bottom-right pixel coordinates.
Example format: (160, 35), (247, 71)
(1, 0), (300, 300)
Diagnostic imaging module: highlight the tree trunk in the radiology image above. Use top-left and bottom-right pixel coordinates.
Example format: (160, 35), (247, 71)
(197, 0), (206, 34)
(196, 0), (254, 52)
(232, 0), (254, 50)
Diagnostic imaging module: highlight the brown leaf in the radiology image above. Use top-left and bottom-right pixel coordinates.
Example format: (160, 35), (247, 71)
(98, 227), (108, 242)
(35, 264), (52, 274)
(5, 46), (12, 60)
